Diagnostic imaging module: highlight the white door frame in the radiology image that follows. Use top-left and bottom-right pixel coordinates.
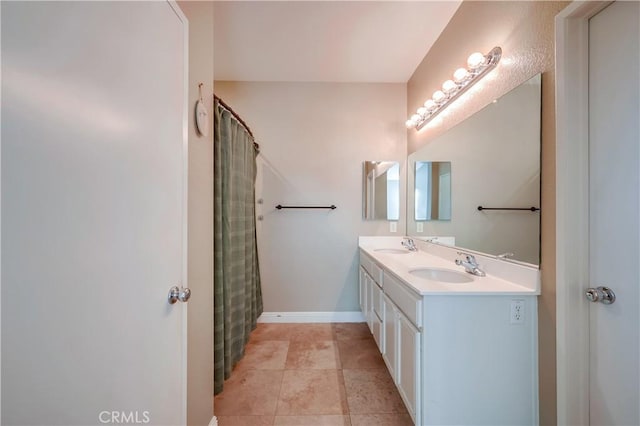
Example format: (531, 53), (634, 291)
(167, 1), (190, 423)
(555, 2), (611, 424)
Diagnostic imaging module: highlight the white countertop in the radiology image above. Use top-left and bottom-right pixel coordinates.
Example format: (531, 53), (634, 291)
(359, 237), (540, 296)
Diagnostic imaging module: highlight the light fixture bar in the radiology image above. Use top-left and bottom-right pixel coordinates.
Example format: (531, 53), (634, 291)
(407, 46), (502, 131)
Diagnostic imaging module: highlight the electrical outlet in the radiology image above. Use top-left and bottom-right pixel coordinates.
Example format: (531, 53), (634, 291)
(510, 300), (525, 324)
(390, 222), (397, 233)
(417, 222), (424, 232)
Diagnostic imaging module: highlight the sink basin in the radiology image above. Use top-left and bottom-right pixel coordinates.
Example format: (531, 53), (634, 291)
(374, 248), (410, 254)
(409, 267), (474, 283)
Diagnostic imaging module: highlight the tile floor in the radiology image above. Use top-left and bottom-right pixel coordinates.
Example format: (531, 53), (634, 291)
(214, 323), (413, 426)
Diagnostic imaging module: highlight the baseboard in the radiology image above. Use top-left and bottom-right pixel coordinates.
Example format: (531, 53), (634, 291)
(258, 311), (365, 323)
(208, 415), (217, 426)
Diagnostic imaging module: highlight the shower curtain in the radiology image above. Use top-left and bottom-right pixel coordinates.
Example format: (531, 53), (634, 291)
(213, 98), (263, 395)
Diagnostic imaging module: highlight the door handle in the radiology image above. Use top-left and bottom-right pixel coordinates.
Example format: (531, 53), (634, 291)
(168, 286), (192, 304)
(585, 286), (616, 304)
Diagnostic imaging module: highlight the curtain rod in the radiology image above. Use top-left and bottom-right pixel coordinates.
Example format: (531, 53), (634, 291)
(214, 95), (260, 152)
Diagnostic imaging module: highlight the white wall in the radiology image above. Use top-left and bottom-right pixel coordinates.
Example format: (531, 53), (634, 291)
(215, 82), (406, 312)
(406, 2), (569, 423)
(176, 2), (214, 425)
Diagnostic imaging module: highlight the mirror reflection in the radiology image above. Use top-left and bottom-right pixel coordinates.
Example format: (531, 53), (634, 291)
(407, 74), (541, 265)
(363, 161), (400, 221)
(415, 161), (452, 221)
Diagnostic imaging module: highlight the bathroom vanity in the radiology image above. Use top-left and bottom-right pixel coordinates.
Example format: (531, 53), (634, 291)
(358, 236), (539, 426)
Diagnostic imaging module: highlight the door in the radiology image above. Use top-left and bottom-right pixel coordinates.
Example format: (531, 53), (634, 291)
(588, 2), (640, 425)
(371, 282), (383, 350)
(382, 295), (397, 379)
(359, 267), (368, 320)
(1, 2), (188, 425)
(366, 274), (375, 331)
(396, 312), (420, 424)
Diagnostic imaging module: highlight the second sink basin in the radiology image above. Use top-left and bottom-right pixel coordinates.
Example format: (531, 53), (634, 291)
(409, 267), (474, 283)
(374, 248), (410, 254)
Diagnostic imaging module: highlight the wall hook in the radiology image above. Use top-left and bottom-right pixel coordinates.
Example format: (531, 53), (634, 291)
(195, 83), (209, 137)
(198, 83), (204, 102)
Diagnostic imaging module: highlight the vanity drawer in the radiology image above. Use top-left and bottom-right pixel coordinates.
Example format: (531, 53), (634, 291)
(359, 251), (383, 284)
(359, 252), (373, 277)
(371, 311), (383, 351)
(370, 262), (383, 285)
(383, 271), (422, 327)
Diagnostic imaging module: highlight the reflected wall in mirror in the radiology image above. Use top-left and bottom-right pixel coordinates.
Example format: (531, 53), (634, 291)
(407, 74), (541, 265)
(415, 161), (452, 221)
(363, 161), (400, 220)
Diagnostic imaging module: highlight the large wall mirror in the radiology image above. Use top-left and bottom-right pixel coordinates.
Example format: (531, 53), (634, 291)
(407, 74), (541, 265)
(363, 161), (400, 220)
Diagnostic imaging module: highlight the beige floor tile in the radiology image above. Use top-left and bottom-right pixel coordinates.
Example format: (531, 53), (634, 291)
(250, 323), (293, 341)
(337, 339), (385, 369)
(217, 324), (412, 423)
(289, 324), (334, 341)
(342, 369), (408, 415)
(214, 370), (284, 415)
(276, 370), (348, 415)
(217, 415), (275, 426)
(349, 413), (413, 426)
(285, 340), (341, 370)
(234, 340), (290, 371)
(332, 323), (372, 341)
(274, 415), (351, 425)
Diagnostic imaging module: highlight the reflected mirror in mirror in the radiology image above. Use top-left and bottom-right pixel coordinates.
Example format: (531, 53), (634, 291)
(415, 161), (451, 221)
(363, 161), (400, 220)
(407, 74), (541, 265)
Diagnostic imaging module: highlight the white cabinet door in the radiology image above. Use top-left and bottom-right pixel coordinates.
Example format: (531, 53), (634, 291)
(1, 2), (187, 425)
(382, 295), (397, 379)
(370, 282), (384, 350)
(360, 268), (375, 332)
(359, 267), (368, 315)
(397, 312), (421, 423)
(372, 311), (383, 350)
(366, 274), (375, 332)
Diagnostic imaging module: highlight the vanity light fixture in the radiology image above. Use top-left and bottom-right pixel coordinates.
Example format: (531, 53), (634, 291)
(406, 46), (502, 130)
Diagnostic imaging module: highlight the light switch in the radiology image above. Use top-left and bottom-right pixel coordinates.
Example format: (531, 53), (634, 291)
(417, 222), (424, 232)
(390, 222), (397, 233)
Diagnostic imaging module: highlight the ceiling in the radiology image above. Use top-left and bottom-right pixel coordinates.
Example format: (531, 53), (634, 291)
(213, 1), (462, 83)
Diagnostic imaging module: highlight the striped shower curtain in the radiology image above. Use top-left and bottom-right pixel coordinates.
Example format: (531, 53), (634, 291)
(213, 98), (263, 394)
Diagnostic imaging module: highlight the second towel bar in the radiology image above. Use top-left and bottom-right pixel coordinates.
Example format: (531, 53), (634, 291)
(477, 206), (540, 212)
(276, 204), (337, 210)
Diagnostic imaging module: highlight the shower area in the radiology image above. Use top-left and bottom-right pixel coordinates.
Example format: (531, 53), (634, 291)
(213, 96), (263, 394)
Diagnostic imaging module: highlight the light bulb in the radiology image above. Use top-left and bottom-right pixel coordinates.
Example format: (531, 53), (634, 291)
(424, 99), (436, 111)
(453, 68), (469, 83)
(417, 106), (427, 116)
(405, 119), (416, 128)
(442, 79), (457, 94)
(432, 90), (446, 103)
(411, 114), (421, 122)
(467, 52), (486, 69)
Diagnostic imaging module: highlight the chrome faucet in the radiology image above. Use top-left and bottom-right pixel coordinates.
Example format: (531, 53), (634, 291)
(401, 237), (418, 252)
(455, 252), (486, 277)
